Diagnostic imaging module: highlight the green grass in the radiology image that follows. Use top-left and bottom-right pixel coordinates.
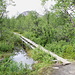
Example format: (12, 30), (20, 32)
(26, 48), (54, 75)
(0, 57), (31, 75)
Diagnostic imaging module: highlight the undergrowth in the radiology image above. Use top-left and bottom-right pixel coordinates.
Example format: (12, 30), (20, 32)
(0, 58), (31, 75)
(45, 40), (75, 60)
(27, 48), (54, 75)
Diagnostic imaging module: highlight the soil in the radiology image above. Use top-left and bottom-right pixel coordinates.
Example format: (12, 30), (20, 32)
(40, 62), (75, 75)
(51, 62), (75, 75)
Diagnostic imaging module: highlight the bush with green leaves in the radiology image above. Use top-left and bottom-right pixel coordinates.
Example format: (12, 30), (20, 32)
(0, 41), (14, 52)
(45, 40), (75, 59)
(0, 31), (21, 52)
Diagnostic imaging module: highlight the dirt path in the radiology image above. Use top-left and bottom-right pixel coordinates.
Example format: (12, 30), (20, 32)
(52, 62), (75, 75)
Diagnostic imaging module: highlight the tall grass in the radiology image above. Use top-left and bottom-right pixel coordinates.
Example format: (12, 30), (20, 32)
(0, 58), (31, 75)
(27, 48), (54, 74)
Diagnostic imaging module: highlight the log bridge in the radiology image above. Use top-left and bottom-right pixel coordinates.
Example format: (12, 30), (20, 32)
(14, 32), (71, 65)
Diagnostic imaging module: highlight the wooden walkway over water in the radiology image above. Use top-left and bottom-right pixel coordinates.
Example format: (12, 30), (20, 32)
(14, 32), (71, 65)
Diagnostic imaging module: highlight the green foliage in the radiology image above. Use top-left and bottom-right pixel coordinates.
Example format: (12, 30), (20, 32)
(28, 48), (53, 74)
(0, 30), (21, 52)
(2, 8), (75, 60)
(31, 48), (52, 62)
(0, 58), (31, 75)
(0, 0), (75, 75)
(0, 0), (75, 74)
(0, 0), (6, 18)
(45, 40), (75, 59)
(0, 41), (14, 52)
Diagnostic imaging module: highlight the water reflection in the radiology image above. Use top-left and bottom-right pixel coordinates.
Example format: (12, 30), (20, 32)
(11, 48), (35, 69)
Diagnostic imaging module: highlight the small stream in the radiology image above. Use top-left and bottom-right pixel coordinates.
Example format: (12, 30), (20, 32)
(10, 47), (35, 70)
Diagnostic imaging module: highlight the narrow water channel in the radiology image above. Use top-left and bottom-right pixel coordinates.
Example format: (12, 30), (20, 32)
(11, 47), (35, 70)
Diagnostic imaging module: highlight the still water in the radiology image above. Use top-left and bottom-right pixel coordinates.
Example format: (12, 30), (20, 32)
(11, 48), (35, 69)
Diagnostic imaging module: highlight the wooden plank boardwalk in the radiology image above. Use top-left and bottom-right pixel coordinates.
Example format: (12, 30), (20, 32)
(14, 32), (71, 65)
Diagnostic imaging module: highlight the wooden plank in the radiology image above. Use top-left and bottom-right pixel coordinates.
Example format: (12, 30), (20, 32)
(20, 38), (35, 49)
(14, 32), (38, 47)
(21, 36), (38, 47)
(39, 46), (71, 65)
(14, 32), (71, 65)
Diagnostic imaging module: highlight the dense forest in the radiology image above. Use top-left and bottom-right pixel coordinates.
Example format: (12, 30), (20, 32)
(0, 0), (75, 75)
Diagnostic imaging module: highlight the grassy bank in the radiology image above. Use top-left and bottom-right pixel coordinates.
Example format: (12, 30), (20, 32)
(0, 57), (31, 75)
(26, 48), (54, 75)
(0, 45), (54, 75)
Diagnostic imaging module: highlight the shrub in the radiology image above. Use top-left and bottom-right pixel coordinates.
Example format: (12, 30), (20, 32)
(45, 40), (75, 59)
(0, 41), (14, 52)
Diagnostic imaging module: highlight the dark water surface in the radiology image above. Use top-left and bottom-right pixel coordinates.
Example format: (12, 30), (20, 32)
(11, 48), (35, 69)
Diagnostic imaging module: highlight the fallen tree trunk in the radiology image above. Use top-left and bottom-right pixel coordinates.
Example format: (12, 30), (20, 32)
(20, 38), (35, 49)
(14, 32), (71, 65)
